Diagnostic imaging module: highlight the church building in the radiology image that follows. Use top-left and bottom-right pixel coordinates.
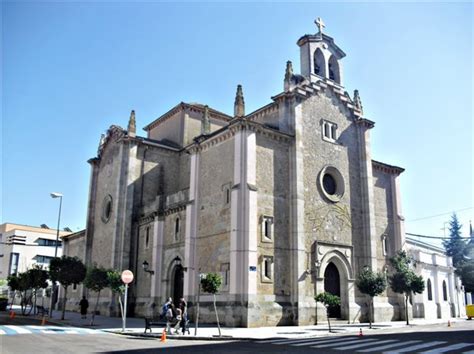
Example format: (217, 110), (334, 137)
(68, 20), (411, 327)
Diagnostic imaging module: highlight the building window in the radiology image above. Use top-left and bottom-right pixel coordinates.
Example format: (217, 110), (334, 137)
(427, 279), (433, 301)
(73, 283), (77, 291)
(318, 166), (345, 203)
(442, 280), (448, 301)
(174, 217), (180, 241)
(37, 238), (62, 247)
(261, 216), (274, 242)
(321, 120), (337, 142)
(222, 183), (231, 205)
(101, 195), (113, 223)
(145, 226), (150, 249)
(36, 255), (53, 265)
(9, 252), (19, 275)
(262, 256), (273, 282)
(382, 235), (388, 256)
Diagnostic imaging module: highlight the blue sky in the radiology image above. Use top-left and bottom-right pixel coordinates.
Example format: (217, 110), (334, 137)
(2, 1), (472, 244)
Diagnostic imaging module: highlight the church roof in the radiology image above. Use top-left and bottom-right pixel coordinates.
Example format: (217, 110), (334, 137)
(143, 102), (232, 132)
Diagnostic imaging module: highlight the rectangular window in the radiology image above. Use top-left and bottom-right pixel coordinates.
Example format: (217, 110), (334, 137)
(220, 263), (230, 291)
(261, 216), (274, 242)
(262, 256), (273, 282)
(322, 120), (337, 142)
(222, 183), (231, 205)
(9, 252), (19, 275)
(36, 255), (53, 265)
(37, 238), (62, 247)
(382, 236), (388, 256)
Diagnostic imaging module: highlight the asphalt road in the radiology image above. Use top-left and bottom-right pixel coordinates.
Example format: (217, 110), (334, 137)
(1, 316), (473, 354)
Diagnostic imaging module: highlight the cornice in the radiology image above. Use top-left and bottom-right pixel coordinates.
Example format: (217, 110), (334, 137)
(372, 160), (405, 175)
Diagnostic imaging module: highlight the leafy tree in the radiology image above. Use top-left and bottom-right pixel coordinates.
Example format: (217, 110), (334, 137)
(84, 265), (109, 325)
(107, 270), (125, 320)
(443, 213), (467, 269)
(355, 267), (387, 329)
(315, 292), (341, 332)
(457, 261), (474, 293)
(201, 273), (223, 337)
(388, 250), (425, 325)
(49, 256), (86, 320)
(27, 266), (49, 315)
(7, 274), (20, 311)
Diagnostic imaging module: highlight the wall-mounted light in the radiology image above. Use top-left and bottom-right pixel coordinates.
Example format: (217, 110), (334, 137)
(142, 260), (154, 275)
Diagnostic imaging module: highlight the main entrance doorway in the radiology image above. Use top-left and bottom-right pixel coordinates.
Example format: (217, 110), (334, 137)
(324, 262), (341, 318)
(172, 265), (184, 305)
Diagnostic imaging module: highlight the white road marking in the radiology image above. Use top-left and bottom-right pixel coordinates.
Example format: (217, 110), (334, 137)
(292, 337), (355, 346)
(0, 329), (6, 335)
(383, 341), (446, 354)
(312, 338), (377, 348)
(336, 339), (398, 351)
(4, 325), (31, 334)
(273, 337), (332, 345)
(358, 340), (422, 352)
(420, 343), (474, 353)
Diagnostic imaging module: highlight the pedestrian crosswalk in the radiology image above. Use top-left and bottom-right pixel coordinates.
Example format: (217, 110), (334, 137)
(0, 325), (107, 336)
(257, 336), (474, 353)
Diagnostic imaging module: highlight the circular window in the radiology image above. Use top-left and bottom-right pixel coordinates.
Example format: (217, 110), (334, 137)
(101, 195), (113, 223)
(318, 166), (345, 202)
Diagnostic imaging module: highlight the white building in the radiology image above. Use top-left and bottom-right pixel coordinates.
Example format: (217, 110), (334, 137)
(0, 223), (70, 277)
(407, 237), (466, 320)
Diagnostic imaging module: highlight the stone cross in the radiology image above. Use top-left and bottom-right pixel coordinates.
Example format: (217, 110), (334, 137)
(315, 17), (325, 36)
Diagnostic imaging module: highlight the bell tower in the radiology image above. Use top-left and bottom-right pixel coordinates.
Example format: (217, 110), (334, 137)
(297, 18), (346, 86)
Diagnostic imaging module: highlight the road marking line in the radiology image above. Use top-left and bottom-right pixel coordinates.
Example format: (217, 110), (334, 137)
(258, 338), (312, 344)
(357, 340), (421, 352)
(420, 343), (474, 353)
(336, 339), (398, 350)
(273, 337), (333, 345)
(292, 337), (354, 346)
(4, 325), (31, 334)
(0, 329), (6, 335)
(383, 341), (446, 354)
(312, 338), (377, 348)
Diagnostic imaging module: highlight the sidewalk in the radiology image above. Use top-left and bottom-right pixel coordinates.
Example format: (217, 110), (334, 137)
(6, 306), (469, 341)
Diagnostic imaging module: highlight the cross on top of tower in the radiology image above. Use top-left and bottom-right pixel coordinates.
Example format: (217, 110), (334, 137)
(315, 17), (325, 36)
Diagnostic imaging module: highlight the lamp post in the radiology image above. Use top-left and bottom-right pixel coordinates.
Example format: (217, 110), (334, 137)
(49, 192), (63, 318)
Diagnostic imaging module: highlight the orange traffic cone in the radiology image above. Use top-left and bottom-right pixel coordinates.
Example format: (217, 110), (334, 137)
(160, 329), (167, 342)
(9, 311), (15, 319)
(41, 316), (47, 326)
(359, 328), (363, 337)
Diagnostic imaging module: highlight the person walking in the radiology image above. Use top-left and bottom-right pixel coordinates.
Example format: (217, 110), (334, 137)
(79, 296), (89, 319)
(178, 297), (188, 334)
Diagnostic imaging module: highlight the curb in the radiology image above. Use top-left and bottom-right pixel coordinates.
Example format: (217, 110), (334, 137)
(108, 331), (246, 341)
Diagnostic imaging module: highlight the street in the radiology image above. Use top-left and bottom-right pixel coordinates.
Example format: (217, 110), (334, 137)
(1, 320), (473, 354)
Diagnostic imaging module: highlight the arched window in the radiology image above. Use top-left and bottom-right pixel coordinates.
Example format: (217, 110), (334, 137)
(442, 280), (448, 301)
(427, 279), (433, 301)
(174, 217), (180, 241)
(328, 55), (341, 84)
(314, 48), (326, 77)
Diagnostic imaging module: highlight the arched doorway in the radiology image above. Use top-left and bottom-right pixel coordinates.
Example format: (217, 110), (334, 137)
(172, 265), (184, 305)
(324, 262), (341, 318)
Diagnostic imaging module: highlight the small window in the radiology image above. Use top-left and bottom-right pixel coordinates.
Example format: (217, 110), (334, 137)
(261, 216), (274, 242)
(9, 252), (19, 275)
(382, 235), (388, 256)
(174, 217), (180, 241)
(442, 280), (448, 301)
(145, 226), (150, 249)
(73, 283), (77, 291)
(262, 256), (273, 282)
(427, 279), (433, 301)
(322, 120), (337, 142)
(222, 183), (231, 205)
(220, 263), (230, 290)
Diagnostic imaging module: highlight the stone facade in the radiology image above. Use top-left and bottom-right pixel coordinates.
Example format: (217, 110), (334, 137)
(65, 22), (437, 326)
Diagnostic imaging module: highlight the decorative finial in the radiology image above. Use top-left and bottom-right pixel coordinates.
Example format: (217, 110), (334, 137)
(353, 90), (363, 114)
(315, 17), (325, 38)
(234, 84), (245, 118)
(127, 110), (136, 137)
(284, 61), (294, 92)
(201, 105), (211, 135)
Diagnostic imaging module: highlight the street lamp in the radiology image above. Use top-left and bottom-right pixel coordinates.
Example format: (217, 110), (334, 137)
(49, 192), (63, 318)
(142, 261), (154, 275)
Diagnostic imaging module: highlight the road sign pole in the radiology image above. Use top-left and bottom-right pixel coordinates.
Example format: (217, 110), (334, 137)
(122, 284), (128, 332)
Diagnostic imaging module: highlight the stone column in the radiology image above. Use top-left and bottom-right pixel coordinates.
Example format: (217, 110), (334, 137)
(230, 126), (258, 326)
(151, 216), (164, 299)
(184, 151), (200, 299)
(357, 121), (377, 270)
(391, 174), (405, 251)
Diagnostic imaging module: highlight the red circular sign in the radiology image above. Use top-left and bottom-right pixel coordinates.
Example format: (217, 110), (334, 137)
(121, 270), (134, 284)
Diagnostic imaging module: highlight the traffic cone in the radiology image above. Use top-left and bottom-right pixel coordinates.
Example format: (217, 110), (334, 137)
(359, 328), (363, 337)
(41, 316), (46, 326)
(160, 329), (167, 342)
(9, 311), (15, 319)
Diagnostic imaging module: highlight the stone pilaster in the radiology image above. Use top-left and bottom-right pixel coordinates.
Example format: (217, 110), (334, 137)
(84, 158), (100, 268)
(391, 174), (405, 251)
(151, 216), (164, 298)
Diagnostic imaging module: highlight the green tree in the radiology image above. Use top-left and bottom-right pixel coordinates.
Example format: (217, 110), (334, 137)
(84, 265), (109, 325)
(201, 273), (223, 337)
(27, 266), (49, 315)
(107, 270), (125, 320)
(7, 274), (20, 311)
(315, 292), (341, 332)
(49, 256), (86, 320)
(457, 261), (474, 293)
(355, 267), (387, 329)
(443, 214), (467, 269)
(388, 251), (425, 325)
